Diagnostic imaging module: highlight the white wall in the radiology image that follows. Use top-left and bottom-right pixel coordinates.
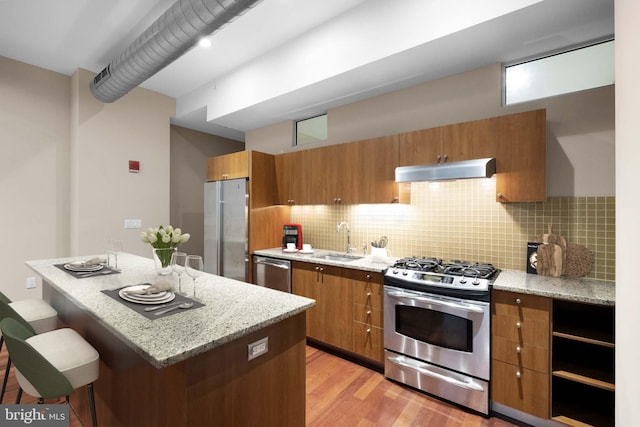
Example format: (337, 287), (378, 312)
(0, 57), (70, 300)
(615, 0), (639, 424)
(246, 63), (615, 197)
(70, 69), (175, 260)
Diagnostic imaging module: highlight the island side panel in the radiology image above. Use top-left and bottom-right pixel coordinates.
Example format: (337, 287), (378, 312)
(43, 281), (307, 427)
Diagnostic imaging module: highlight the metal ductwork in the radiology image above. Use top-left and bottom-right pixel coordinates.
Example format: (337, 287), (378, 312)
(90, 0), (262, 103)
(395, 158), (497, 182)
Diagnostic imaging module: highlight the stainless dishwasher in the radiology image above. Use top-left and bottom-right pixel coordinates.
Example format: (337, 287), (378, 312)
(252, 256), (291, 293)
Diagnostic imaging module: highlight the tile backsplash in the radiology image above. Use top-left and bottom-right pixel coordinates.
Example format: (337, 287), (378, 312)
(290, 178), (615, 281)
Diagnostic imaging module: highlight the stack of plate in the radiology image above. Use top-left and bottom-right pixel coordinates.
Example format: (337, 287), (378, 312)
(64, 263), (104, 273)
(119, 284), (175, 304)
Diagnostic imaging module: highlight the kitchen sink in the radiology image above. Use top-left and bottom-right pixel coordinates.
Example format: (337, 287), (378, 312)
(313, 253), (363, 262)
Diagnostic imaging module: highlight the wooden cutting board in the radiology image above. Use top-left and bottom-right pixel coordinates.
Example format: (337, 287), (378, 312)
(535, 225), (566, 276)
(535, 243), (563, 277)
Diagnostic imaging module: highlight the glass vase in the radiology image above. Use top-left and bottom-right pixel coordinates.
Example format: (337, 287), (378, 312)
(153, 247), (176, 276)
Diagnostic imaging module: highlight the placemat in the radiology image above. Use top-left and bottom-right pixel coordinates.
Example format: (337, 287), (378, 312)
(102, 286), (204, 320)
(55, 263), (121, 279)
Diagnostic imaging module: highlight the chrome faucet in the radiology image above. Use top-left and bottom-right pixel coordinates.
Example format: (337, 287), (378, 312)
(337, 221), (355, 254)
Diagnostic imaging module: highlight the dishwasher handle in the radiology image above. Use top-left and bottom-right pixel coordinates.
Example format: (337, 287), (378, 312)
(254, 258), (290, 270)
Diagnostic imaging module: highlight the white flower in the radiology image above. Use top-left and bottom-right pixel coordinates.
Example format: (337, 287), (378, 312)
(147, 233), (158, 244)
(162, 233), (171, 243)
(180, 233), (191, 243)
(140, 232), (149, 243)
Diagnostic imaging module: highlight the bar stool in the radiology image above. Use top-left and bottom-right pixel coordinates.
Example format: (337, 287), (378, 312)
(1, 317), (100, 426)
(0, 293), (58, 402)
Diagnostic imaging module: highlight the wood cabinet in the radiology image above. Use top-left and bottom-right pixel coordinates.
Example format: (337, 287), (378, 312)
(398, 118), (495, 166)
(350, 269), (384, 363)
(493, 109), (546, 202)
(398, 109), (546, 203)
(292, 262), (384, 365)
(275, 136), (405, 205)
(207, 150), (249, 181)
(551, 300), (615, 426)
(492, 290), (551, 419)
(292, 261), (353, 351)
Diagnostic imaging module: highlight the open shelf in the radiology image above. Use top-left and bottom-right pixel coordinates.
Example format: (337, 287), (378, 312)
(551, 300), (615, 427)
(553, 300), (614, 345)
(552, 376), (614, 427)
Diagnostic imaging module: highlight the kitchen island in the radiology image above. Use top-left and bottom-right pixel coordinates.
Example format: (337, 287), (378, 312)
(27, 253), (314, 427)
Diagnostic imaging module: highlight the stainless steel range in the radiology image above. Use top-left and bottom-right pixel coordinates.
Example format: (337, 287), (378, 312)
(383, 257), (499, 415)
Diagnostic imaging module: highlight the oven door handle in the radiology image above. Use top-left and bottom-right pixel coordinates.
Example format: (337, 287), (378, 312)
(387, 355), (485, 392)
(386, 290), (484, 313)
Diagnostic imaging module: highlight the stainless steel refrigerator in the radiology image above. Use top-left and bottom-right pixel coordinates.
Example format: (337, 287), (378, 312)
(204, 178), (248, 281)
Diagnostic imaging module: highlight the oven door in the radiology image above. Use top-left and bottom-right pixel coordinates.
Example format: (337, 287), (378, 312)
(383, 285), (490, 380)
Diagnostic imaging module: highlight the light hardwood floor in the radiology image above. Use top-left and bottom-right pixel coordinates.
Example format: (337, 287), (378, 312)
(0, 344), (515, 426)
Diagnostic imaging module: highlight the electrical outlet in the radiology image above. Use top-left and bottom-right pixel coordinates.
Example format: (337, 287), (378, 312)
(124, 219), (142, 229)
(248, 337), (268, 361)
(26, 276), (37, 289)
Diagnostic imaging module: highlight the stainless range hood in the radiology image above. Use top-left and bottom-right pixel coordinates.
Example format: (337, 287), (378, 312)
(395, 158), (496, 182)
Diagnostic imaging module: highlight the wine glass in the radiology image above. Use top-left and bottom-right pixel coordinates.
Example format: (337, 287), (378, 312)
(185, 255), (203, 299)
(171, 252), (187, 294)
(111, 239), (123, 270)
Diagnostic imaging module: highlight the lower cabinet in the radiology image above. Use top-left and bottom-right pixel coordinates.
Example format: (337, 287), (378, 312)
(491, 290), (551, 419)
(492, 290), (616, 426)
(350, 269), (384, 363)
(292, 261), (384, 364)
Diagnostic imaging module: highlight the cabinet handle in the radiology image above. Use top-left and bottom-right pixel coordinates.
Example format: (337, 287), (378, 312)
(516, 346), (521, 354)
(497, 193), (504, 200)
(516, 321), (521, 329)
(436, 154), (441, 163)
(443, 154), (448, 163)
(366, 274), (371, 280)
(515, 298), (522, 305)
(366, 310), (372, 315)
(366, 328), (371, 334)
(366, 292), (372, 297)
(516, 371), (521, 379)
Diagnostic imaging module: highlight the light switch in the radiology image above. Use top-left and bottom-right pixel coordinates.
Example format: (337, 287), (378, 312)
(124, 219), (142, 229)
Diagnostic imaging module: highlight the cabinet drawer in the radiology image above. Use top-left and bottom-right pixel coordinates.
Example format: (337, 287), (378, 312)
(492, 359), (549, 419)
(493, 290), (551, 321)
(493, 314), (550, 347)
(353, 282), (383, 309)
(492, 336), (549, 373)
(352, 322), (383, 363)
(353, 304), (383, 328)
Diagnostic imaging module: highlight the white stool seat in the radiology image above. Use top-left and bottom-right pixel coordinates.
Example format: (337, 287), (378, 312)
(8, 299), (57, 334)
(15, 328), (99, 397)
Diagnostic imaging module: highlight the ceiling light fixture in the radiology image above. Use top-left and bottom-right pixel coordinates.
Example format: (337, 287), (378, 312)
(199, 38), (212, 48)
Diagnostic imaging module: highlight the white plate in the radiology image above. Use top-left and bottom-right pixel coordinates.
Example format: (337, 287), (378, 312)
(119, 285), (175, 305)
(283, 248), (298, 253)
(64, 263), (103, 272)
(299, 249), (314, 254)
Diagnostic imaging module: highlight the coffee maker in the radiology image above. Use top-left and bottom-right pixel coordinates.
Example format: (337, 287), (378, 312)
(282, 224), (303, 250)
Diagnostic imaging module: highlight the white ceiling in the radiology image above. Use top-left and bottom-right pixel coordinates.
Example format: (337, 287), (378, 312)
(0, 0), (613, 142)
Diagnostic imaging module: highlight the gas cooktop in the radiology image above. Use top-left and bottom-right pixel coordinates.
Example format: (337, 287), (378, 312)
(384, 257), (499, 299)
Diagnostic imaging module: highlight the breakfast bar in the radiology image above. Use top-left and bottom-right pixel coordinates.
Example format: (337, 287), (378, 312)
(26, 253), (315, 427)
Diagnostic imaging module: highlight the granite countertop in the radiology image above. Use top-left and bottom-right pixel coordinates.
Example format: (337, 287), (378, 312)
(255, 248), (615, 306)
(26, 253), (315, 369)
(493, 269), (615, 306)
(253, 247), (396, 273)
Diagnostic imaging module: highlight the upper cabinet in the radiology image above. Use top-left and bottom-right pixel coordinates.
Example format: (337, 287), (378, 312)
(207, 151), (249, 181)
(398, 118), (495, 166)
(493, 109), (546, 203)
(397, 109), (546, 203)
(276, 136), (405, 205)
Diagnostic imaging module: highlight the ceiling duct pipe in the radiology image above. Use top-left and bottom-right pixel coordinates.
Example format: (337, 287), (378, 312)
(90, 0), (262, 103)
